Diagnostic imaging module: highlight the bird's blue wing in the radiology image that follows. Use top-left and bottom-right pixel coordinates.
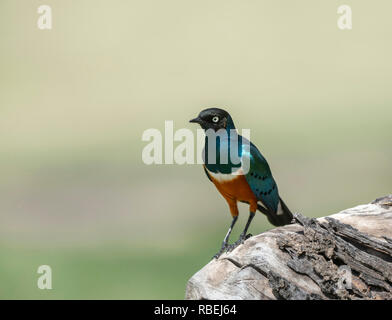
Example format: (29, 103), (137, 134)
(242, 142), (279, 213)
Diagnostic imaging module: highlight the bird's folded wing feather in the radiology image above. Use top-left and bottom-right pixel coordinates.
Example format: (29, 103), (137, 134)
(242, 143), (279, 213)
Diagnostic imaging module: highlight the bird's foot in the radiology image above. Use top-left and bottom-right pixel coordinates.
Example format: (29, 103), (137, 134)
(212, 242), (229, 259)
(226, 233), (252, 252)
(213, 233), (253, 258)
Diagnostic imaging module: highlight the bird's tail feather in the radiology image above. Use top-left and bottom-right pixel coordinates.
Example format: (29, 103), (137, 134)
(257, 197), (293, 226)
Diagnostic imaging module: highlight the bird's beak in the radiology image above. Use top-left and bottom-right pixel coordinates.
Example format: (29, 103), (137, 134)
(189, 117), (201, 124)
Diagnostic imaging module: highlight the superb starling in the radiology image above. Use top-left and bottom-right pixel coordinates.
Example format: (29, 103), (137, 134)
(190, 108), (293, 258)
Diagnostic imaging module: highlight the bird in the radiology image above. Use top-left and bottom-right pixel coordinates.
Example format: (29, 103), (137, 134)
(190, 107), (293, 258)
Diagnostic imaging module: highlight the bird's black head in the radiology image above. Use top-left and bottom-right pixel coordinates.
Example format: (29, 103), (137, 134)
(189, 108), (235, 131)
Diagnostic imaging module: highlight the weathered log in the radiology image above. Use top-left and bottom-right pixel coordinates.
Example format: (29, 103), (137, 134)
(185, 195), (392, 300)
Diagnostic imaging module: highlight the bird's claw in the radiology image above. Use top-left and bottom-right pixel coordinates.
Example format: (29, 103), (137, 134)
(213, 234), (253, 258)
(212, 242), (228, 259)
(225, 233), (253, 252)
(225, 243), (237, 252)
(244, 233), (253, 240)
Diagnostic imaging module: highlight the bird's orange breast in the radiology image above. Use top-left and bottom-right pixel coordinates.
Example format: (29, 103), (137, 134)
(206, 167), (258, 209)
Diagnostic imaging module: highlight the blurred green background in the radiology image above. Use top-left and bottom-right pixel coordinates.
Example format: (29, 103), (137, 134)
(0, 0), (391, 299)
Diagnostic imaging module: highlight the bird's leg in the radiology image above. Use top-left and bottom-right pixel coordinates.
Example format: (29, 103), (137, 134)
(222, 216), (238, 247)
(213, 216), (238, 259)
(227, 211), (255, 251)
(240, 211), (255, 240)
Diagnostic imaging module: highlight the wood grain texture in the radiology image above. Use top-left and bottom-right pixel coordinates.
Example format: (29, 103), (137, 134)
(185, 195), (392, 300)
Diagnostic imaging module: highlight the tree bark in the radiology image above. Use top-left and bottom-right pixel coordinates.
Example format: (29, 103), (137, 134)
(185, 195), (392, 300)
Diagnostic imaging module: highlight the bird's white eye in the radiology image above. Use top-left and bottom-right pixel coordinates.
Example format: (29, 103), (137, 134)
(212, 116), (219, 123)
